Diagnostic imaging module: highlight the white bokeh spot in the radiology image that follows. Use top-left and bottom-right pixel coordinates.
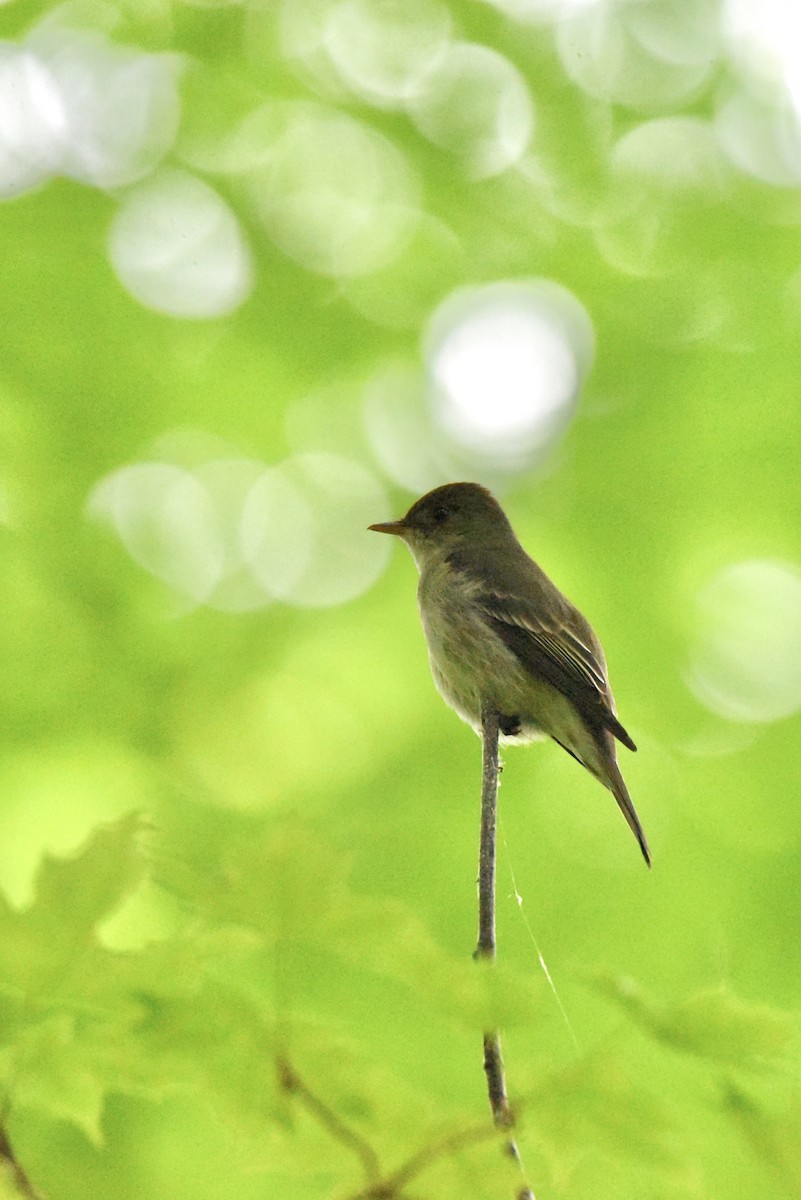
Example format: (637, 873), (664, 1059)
(88, 463), (226, 603)
(241, 453), (392, 608)
(89, 443), (392, 612)
(408, 42), (535, 178)
(324, 0), (452, 107)
(0, 45), (65, 198)
(687, 560), (801, 723)
(247, 101), (421, 277)
(109, 169), (254, 319)
(425, 280), (594, 468)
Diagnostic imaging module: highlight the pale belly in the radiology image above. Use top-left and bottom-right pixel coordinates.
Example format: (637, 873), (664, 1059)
(418, 573), (587, 752)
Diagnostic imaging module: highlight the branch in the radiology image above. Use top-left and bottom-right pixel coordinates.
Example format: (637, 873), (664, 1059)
(475, 707), (500, 962)
(279, 1055), (517, 1200)
(350, 1119), (507, 1199)
(277, 1056), (382, 1187)
(475, 707), (535, 1200)
(0, 1123), (44, 1200)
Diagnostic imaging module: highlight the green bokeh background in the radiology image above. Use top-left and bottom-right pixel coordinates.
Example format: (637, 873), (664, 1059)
(2, 1), (801, 1197)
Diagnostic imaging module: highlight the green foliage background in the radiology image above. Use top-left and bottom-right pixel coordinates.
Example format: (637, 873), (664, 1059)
(2, 1), (801, 1197)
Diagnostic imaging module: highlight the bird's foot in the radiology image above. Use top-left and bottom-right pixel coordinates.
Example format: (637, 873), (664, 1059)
(499, 713), (522, 737)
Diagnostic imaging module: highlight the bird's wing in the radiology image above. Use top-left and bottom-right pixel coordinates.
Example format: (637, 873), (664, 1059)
(477, 590), (637, 751)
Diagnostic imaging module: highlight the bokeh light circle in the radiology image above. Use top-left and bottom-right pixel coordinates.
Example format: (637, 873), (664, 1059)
(247, 101), (421, 277)
(90, 448), (393, 612)
(362, 360), (456, 493)
(425, 280), (594, 468)
(324, 0), (452, 107)
(407, 42), (535, 178)
(108, 169), (254, 318)
(0, 45), (63, 198)
(29, 22), (181, 189)
(611, 116), (731, 197)
(723, 0), (801, 120)
(556, 3), (715, 111)
(715, 91), (801, 187)
(241, 453), (392, 608)
(687, 560), (801, 723)
(188, 458), (276, 612)
(88, 462), (226, 602)
(482, 0), (601, 22)
(276, 0), (354, 101)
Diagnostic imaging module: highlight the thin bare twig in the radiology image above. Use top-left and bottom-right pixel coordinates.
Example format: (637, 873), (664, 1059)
(356, 1118), (508, 1198)
(475, 707), (500, 962)
(0, 1123), (43, 1199)
(475, 707), (535, 1200)
(277, 1056), (382, 1186)
(279, 1054), (517, 1200)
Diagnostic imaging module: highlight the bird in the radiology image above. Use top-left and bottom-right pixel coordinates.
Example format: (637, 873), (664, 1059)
(369, 482), (650, 866)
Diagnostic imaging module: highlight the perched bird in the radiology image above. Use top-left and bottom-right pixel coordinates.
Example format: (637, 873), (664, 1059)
(369, 482), (650, 866)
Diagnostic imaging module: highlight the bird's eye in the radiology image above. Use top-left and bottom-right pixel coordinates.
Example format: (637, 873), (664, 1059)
(432, 506), (450, 523)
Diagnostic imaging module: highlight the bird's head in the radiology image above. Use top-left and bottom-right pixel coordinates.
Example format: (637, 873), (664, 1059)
(369, 482), (513, 569)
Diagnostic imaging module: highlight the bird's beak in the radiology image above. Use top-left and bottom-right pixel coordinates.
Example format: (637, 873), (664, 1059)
(368, 520), (408, 536)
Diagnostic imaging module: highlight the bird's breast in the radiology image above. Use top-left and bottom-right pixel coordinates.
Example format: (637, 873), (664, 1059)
(417, 560), (535, 737)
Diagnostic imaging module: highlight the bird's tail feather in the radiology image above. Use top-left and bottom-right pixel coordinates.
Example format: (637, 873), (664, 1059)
(606, 758), (651, 868)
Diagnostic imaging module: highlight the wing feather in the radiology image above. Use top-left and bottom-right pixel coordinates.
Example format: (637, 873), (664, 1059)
(478, 590), (637, 752)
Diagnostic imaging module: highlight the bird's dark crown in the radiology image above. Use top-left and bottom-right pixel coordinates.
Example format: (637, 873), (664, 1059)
(401, 482), (512, 539)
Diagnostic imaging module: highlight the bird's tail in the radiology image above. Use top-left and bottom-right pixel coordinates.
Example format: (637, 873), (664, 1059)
(605, 757), (651, 868)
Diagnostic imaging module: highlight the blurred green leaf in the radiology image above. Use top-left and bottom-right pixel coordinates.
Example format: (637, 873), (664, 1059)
(0, 815), (146, 997)
(591, 971), (799, 1071)
(723, 1082), (801, 1199)
(0, 1016), (106, 1145)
